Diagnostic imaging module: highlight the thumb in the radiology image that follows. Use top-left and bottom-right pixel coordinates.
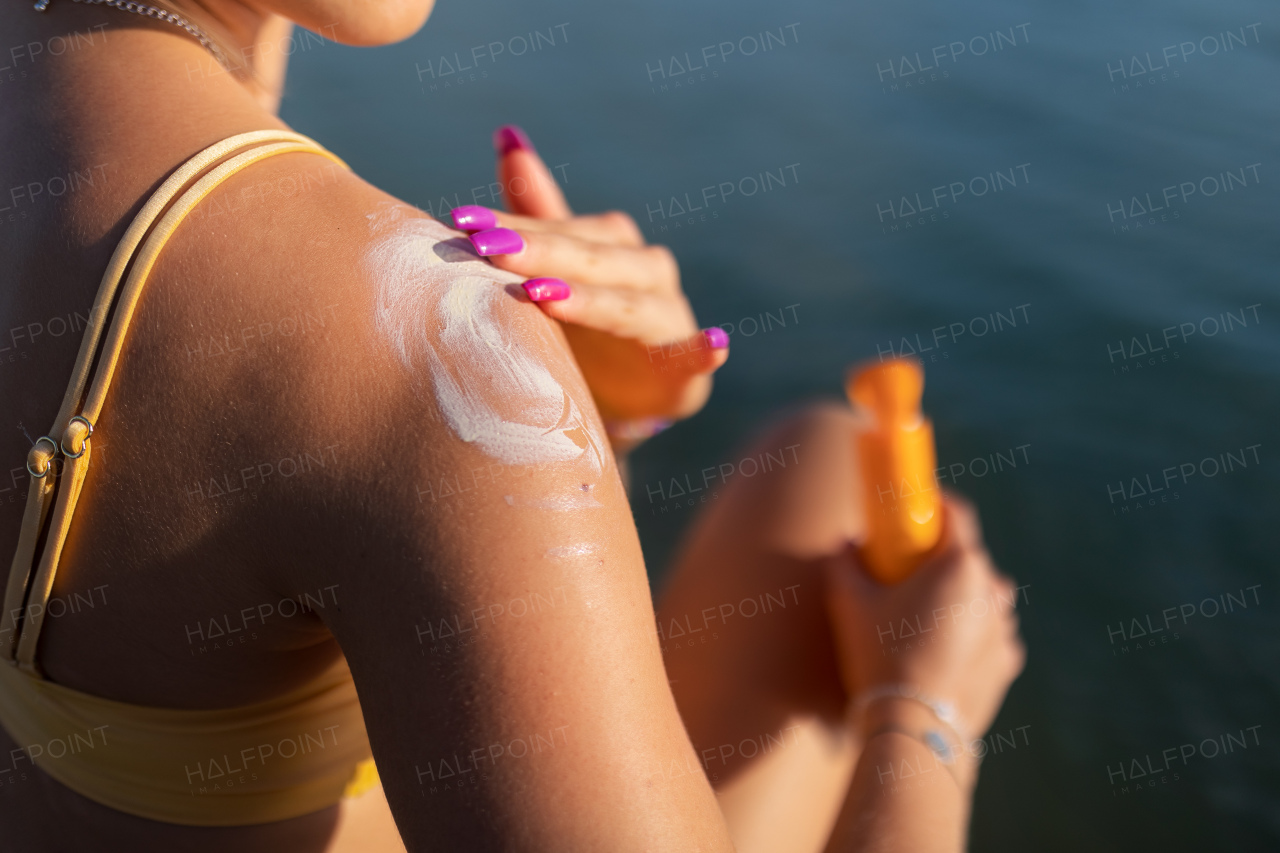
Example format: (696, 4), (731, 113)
(494, 125), (572, 220)
(648, 328), (730, 379)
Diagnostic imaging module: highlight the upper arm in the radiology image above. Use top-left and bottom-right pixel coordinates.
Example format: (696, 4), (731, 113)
(272, 200), (733, 851)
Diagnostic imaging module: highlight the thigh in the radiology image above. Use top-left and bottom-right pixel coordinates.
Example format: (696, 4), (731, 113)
(657, 402), (867, 853)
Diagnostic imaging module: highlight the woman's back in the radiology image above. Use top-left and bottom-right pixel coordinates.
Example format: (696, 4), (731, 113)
(0, 7), (743, 852)
(1, 20), (402, 852)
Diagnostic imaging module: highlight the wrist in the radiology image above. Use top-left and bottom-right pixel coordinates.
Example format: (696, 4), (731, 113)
(849, 683), (970, 743)
(855, 696), (938, 738)
(850, 692), (979, 792)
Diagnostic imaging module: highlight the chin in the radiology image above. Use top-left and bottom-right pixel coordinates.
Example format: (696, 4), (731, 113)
(270, 0), (437, 46)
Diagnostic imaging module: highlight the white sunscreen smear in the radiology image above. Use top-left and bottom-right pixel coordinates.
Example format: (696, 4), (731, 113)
(368, 212), (606, 473)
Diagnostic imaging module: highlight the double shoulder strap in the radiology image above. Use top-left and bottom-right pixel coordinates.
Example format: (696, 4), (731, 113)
(2, 130), (347, 674)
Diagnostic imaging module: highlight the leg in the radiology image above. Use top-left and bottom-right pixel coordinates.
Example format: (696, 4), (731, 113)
(657, 401), (867, 853)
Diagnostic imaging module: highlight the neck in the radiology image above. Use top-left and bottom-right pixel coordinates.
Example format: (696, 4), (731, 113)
(0, 0), (297, 242)
(176, 0), (296, 112)
(4, 0), (293, 113)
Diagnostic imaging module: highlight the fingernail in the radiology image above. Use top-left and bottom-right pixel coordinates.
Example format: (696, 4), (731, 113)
(703, 327), (730, 349)
(470, 228), (525, 256)
(523, 277), (570, 302)
(493, 125), (535, 155)
(450, 205), (497, 230)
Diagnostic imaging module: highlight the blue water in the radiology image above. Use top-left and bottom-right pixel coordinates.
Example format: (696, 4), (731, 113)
(281, 0), (1280, 848)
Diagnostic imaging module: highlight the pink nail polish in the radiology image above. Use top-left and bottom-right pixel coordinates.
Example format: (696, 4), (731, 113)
(523, 277), (570, 302)
(450, 205), (497, 230)
(470, 228), (525, 256)
(703, 327), (730, 349)
(493, 125), (535, 155)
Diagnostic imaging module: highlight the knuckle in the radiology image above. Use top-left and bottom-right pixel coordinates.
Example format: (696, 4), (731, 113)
(602, 209), (642, 240)
(646, 244), (680, 280)
(1010, 641), (1027, 674)
(647, 243), (675, 264)
(945, 495), (981, 533)
(958, 548), (989, 579)
(946, 492), (978, 516)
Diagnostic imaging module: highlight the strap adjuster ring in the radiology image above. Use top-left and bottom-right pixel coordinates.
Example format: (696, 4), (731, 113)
(60, 416), (94, 459)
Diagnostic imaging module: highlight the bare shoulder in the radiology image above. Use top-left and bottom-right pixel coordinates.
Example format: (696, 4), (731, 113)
(134, 150), (734, 849)
(149, 150), (618, 572)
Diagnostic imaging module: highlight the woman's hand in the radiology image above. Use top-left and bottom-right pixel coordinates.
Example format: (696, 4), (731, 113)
(823, 496), (1026, 784)
(449, 125), (729, 439)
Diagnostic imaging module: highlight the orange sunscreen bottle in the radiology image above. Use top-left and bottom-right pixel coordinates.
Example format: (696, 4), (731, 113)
(846, 358), (943, 583)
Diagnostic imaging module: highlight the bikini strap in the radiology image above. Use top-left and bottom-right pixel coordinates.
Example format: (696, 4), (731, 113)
(2, 130), (348, 674)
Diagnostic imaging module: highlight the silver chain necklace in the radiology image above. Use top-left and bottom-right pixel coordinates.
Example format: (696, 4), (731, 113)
(34, 0), (233, 71)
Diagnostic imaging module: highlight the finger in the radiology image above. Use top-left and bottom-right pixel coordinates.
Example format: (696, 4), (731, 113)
(494, 125), (573, 220)
(645, 329), (731, 378)
(450, 206), (645, 248)
(473, 228), (679, 292)
(1004, 636), (1028, 679)
(990, 572), (1020, 610)
(525, 279), (697, 344)
(496, 210), (645, 248)
(940, 494), (986, 554)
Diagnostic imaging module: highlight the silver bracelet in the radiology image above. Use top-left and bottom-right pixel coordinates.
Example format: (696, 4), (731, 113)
(863, 725), (963, 783)
(850, 682), (970, 745)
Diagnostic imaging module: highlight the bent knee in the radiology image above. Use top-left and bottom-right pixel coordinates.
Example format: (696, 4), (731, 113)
(754, 400), (859, 455)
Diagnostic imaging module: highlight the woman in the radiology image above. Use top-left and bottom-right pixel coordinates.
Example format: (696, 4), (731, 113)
(0, 1), (1024, 850)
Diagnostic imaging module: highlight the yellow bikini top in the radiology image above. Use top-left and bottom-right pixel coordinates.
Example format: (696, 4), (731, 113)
(0, 130), (378, 826)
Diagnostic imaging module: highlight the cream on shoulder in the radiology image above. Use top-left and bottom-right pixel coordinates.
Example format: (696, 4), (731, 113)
(365, 207), (607, 475)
